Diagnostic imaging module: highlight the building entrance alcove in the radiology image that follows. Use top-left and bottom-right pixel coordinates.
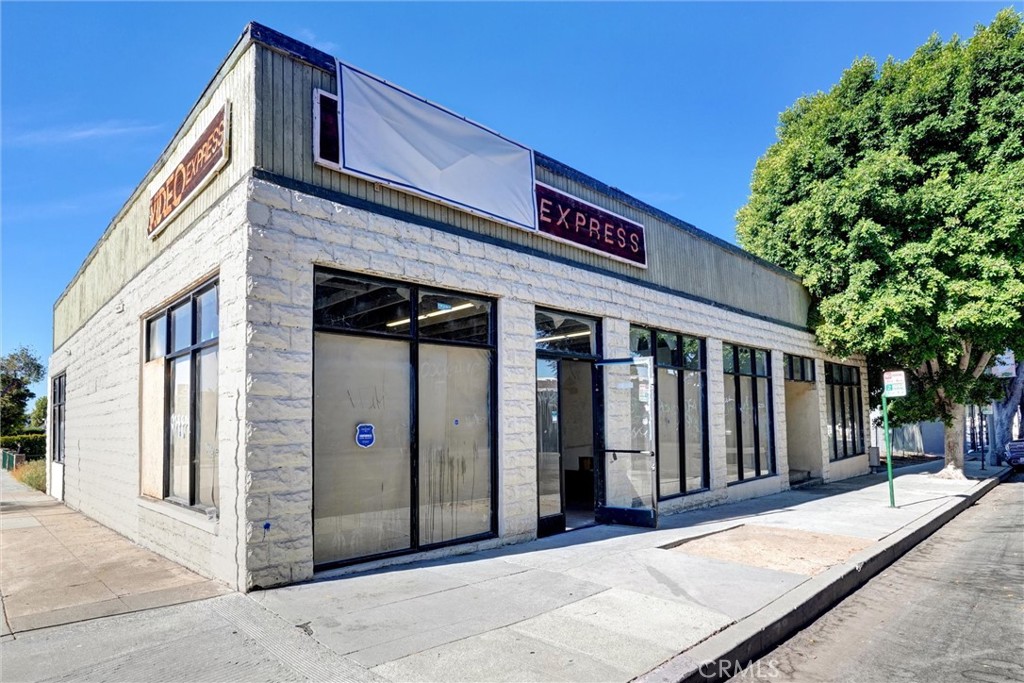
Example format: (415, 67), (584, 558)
(783, 354), (823, 486)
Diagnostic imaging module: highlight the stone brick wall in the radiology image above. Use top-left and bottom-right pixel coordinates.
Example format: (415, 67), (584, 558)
(241, 177), (869, 588)
(49, 171), (870, 592)
(49, 179), (250, 589)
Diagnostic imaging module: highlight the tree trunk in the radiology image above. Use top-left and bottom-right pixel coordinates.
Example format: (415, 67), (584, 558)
(989, 362), (1024, 465)
(936, 402), (967, 479)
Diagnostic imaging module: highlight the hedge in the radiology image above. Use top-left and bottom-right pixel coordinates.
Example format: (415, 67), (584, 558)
(0, 434), (46, 456)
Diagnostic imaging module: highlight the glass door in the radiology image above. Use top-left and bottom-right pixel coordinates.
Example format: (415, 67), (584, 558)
(536, 357), (566, 536)
(596, 356), (658, 527)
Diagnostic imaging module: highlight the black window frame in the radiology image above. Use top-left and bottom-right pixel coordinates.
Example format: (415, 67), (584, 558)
(783, 353), (816, 383)
(312, 267), (499, 569)
(146, 278), (220, 511)
(824, 362), (865, 460)
(630, 326), (709, 499)
(51, 373), (66, 464)
(723, 343), (776, 483)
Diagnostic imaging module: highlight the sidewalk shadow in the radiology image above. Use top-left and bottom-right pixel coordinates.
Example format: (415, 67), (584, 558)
(305, 459), (992, 587)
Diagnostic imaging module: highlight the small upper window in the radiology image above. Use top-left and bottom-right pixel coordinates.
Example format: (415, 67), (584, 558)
(417, 290), (492, 344)
(535, 310), (598, 356)
(314, 271), (412, 335)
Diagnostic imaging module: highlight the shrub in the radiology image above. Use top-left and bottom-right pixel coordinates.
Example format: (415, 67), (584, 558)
(0, 434), (45, 456)
(13, 459), (46, 492)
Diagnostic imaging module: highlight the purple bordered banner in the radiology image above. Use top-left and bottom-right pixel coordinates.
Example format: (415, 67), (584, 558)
(535, 182), (647, 268)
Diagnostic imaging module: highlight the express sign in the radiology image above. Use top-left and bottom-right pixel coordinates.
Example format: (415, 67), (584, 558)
(149, 104), (230, 238)
(535, 183), (647, 267)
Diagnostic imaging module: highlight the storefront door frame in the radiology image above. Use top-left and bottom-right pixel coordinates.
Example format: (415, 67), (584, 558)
(535, 353), (603, 538)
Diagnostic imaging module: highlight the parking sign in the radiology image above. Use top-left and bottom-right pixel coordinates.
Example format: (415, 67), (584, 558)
(883, 370), (907, 398)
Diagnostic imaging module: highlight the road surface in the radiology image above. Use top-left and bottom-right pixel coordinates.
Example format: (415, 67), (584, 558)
(738, 472), (1024, 682)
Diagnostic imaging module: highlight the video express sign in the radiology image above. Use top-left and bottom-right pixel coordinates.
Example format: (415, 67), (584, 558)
(535, 183), (647, 267)
(149, 105), (230, 238)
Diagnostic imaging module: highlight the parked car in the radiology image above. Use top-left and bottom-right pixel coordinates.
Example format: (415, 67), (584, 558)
(1005, 440), (1024, 471)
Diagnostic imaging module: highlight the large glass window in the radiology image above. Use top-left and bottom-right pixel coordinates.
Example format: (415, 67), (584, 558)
(631, 327), (708, 498)
(313, 268), (496, 567)
(146, 280), (219, 511)
(723, 343), (774, 483)
(51, 374), (66, 464)
(825, 362), (864, 459)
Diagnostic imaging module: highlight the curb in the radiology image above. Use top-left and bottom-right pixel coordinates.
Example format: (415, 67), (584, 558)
(636, 468), (1012, 683)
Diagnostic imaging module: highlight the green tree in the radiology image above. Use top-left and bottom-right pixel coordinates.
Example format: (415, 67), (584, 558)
(28, 396), (48, 430)
(1, 347), (45, 435)
(736, 9), (1024, 476)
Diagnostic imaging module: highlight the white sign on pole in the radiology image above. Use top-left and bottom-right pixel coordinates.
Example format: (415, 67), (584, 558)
(883, 370), (907, 398)
(992, 351), (1017, 378)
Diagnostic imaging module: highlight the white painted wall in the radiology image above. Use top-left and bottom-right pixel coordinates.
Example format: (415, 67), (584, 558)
(49, 180), (250, 589)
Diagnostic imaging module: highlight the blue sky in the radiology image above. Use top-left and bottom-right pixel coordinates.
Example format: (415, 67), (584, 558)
(2, 2), (1017, 399)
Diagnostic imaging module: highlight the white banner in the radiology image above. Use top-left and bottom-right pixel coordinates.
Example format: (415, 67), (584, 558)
(338, 62), (536, 231)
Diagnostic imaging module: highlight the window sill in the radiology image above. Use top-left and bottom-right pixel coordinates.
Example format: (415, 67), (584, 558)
(829, 452), (867, 462)
(137, 496), (219, 534)
(658, 487), (710, 502)
(726, 473), (778, 487)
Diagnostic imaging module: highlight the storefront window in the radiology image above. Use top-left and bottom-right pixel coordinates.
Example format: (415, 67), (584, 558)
(631, 327), (708, 497)
(313, 268), (496, 568)
(825, 362), (864, 460)
(723, 343), (775, 483)
(51, 374), (66, 464)
(146, 280), (219, 511)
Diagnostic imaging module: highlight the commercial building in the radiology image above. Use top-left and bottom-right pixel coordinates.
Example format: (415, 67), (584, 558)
(47, 23), (869, 591)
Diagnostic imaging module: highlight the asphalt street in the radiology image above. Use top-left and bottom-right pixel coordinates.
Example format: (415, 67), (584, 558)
(737, 472), (1024, 683)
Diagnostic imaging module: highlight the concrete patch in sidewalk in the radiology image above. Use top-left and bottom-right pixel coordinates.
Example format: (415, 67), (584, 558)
(669, 524), (875, 576)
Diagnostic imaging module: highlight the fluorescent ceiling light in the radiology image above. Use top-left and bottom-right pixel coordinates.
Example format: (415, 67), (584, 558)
(535, 330), (592, 343)
(386, 302), (475, 328)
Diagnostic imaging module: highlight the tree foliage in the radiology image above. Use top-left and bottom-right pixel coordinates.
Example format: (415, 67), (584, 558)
(1, 347), (45, 436)
(28, 396), (48, 430)
(736, 9), (1024, 470)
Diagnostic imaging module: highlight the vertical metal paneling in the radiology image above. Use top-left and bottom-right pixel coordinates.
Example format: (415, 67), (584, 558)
(251, 42), (810, 328)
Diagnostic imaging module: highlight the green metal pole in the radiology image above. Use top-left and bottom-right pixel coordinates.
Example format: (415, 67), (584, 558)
(883, 393), (895, 508)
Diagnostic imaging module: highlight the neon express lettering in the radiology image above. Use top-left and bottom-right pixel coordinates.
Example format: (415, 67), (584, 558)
(538, 197), (641, 253)
(149, 110), (226, 233)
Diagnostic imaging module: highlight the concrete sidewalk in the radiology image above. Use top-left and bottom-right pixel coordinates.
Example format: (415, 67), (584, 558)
(0, 469), (228, 636)
(0, 461), (1008, 682)
(247, 460), (1009, 682)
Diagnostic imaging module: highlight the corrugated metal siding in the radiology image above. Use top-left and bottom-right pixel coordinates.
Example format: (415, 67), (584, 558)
(253, 45), (810, 329)
(53, 46), (258, 349)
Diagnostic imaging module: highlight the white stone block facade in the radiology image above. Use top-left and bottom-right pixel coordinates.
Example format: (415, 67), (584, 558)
(49, 179), (250, 589)
(239, 177), (870, 587)
(48, 172), (870, 592)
